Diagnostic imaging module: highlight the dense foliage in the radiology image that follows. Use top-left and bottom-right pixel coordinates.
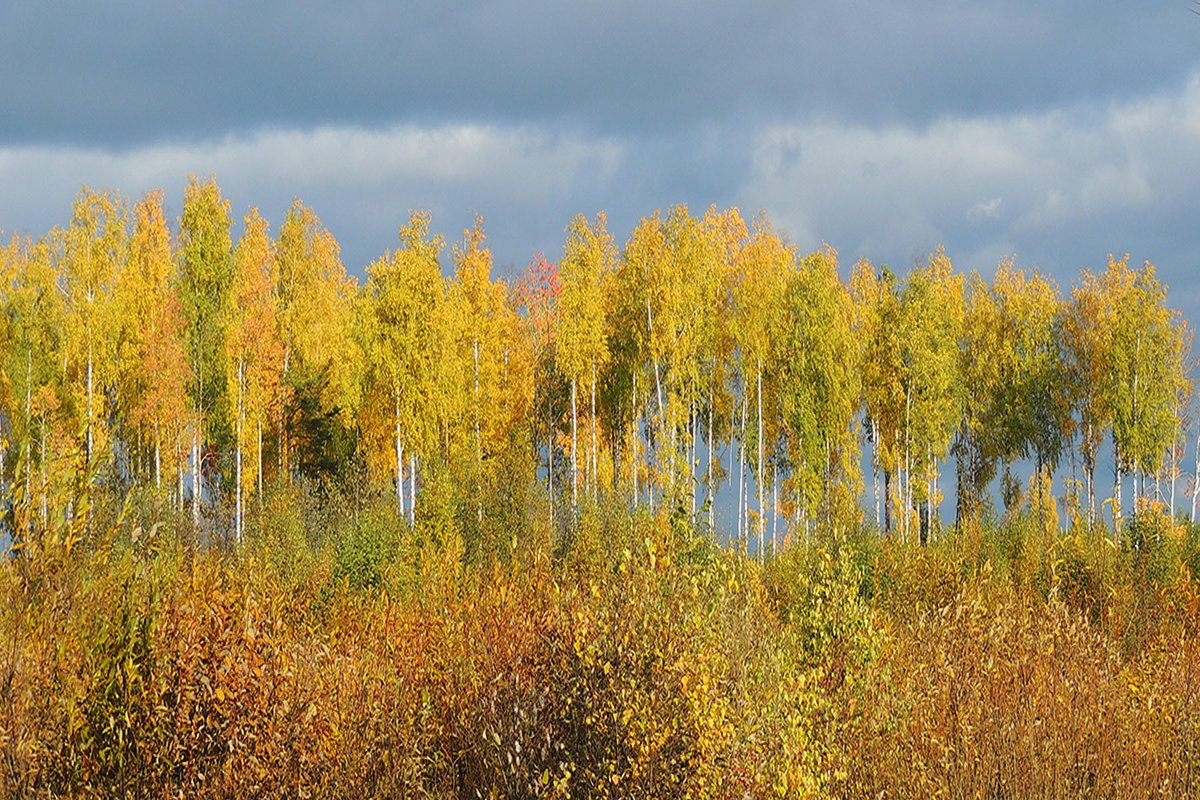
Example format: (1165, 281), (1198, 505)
(1, 179), (1198, 796)
(0, 180), (1193, 551)
(1, 487), (1198, 797)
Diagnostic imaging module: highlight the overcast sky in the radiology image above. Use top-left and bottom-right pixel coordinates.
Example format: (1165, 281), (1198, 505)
(2, 1), (1199, 313)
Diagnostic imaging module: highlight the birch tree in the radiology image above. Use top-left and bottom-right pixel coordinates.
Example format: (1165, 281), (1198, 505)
(362, 210), (445, 521)
(179, 176), (235, 523)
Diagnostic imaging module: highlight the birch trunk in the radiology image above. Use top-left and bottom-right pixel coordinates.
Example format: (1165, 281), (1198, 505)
(154, 421), (161, 491)
(630, 379), (636, 506)
(738, 390), (747, 552)
(410, 452), (417, 525)
(280, 348), (289, 480)
(1193, 425), (1200, 522)
(571, 377), (578, 514)
(691, 410), (698, 517)
(257, 412), (263, 503)
(591, 361), (598, 502)
(757, 360), (764, 560)
(86, 334), (93, 469)
(177, 436), (184, 515)
(24, 349), (31, 527)
(903, 389), (911, 543)
(771, 460), (778, 556)
(192, 420), (200, 525)
(236, 357), (243, 543)
(872, 418), (881, 531)
(395, 386), (404, 518)
(1114, 457), (1123, 545)
(474, 338), (481, 525)
(708, 395), (715, 531)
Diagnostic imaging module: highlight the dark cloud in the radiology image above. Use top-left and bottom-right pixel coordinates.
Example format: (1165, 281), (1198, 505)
(3, 1), (1197, 147)
(3, 1), (1200, 315)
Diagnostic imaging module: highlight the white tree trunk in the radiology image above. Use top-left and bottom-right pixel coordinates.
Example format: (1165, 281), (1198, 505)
(177, 435), (184, 514)
(236, 357), (244, 543)
(409, 452), (417, 525)
(192, 420), (201, 525)
(395, 386), (404, 518)
(631, 379), (637, 506)
(571, 377), (578, 514)
(257, 411), (263, 501)
(1114, 456), (1123, 544)
(474, 337), (481, 524)
(739, 390), (747, 554)
(154, 421), (161, 491)
(591, 361), (598, 502)
(1193, 425), (1200, 522)
(86, 335), (93, 469)
(871, 417), (881, 531)
(757, 360), (764, 560)
(771, 460), (778, 555)
(708, 396), (715, 531)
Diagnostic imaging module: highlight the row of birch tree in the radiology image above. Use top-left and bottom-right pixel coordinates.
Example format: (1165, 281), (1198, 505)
(0, 180), (1192, 550)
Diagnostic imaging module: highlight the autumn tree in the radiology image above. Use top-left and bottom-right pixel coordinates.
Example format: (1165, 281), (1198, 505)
(276, 199), (362, 483)
(897, 247), (964, 543)
(734, 215), (792, 555)
(3, 234), (67, 535)
(446, 216), (521, 530)
(957, 261), (1068, 534)
(851, 259), (904, 533)
(63, 186), (126, 495)
(121, 190), (190, 506)
(558, 212), (616, 513)
(179, 176), (235, 523)
(361, 210), (445, 521)
(515, 253), (563, 524)
(779, 244), (860, 535)
(1109, 259), (1188, 530)
(695, 208), (746, 530)
(227, 208), (284, 540)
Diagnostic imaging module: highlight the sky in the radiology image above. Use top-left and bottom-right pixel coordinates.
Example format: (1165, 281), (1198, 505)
(3, 1), (1200, 311)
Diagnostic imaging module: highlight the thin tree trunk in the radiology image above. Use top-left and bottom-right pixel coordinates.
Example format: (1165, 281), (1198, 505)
(1133, 466), (1141, 523)
(280, 348), (289, 481)
(904, 388), (911, 543)
(154, 421), (161, 491)
(757, 360), (764, 560)
(410, 452), (417, 525)
(1085, 431), (1095, 528)
(738, 390), (747, 553)
(474, 337), (481, 525)
(236, 357), (244, 543)
(1193, 424), (1200, 522)
(24, 348), (31, 531)
(177, 435), (184, 515)
(926, 445), (933, 544)
(872, 418), (881, 531)
(40, 416), (47, 527)
(571, 377), (578, 514)
(1114, 453), (1123, 544)
(771, 460), (778, 555)
(257, 411), (263, 503)
(395, 386), (404, 518)
(192, 418), (201, 525)
(691, 409), (698, 517)
(708, 394), (715, 531)
(591, 361), (598, 502)
(648, 295), (664, 501)
(86, 335), (93, 470)
(630, 378), (636, 507)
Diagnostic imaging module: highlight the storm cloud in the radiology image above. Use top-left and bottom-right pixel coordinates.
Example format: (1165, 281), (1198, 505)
(2, 1), (1199, 298)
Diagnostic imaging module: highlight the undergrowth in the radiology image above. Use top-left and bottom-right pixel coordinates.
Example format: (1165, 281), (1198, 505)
(1, 487), (1198, 798)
